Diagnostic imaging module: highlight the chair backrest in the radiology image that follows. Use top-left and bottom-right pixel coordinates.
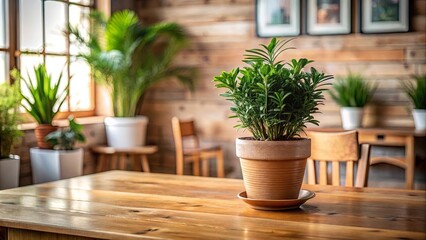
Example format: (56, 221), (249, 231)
(306, 130), (370, 187)
(171, 117), (199, 154)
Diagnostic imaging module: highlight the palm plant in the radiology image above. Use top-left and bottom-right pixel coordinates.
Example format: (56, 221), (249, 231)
(0, 82), (22, 158)
(329, 73), (377, 107)
(402, 75), (426, 110)
(68, 10), (194, 117)
(213, 38), (331, 140)
(11, 64), (67, 124)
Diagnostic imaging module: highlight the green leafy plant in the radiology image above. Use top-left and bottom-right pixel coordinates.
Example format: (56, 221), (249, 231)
(68, 10), (194, 117)
(213, 38), (332, 141)
(401, 75), (426, 110)
(45, 116), (86, 150)
(11, 64), (68, 124)
(329, 73), (376, 107)
(0, 82), (23, 158)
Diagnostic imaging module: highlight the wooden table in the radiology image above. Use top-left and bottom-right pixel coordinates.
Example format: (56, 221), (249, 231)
(356, 127), (426, 189)
(309, 127), (426, 189)
(0, 171), (424, 240)
(91, 146), (158, 173)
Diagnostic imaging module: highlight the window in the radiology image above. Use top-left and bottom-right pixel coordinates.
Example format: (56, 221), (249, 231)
(1, 0), (95, 118)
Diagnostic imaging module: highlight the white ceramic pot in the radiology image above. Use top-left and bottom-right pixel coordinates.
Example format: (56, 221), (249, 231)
(0, 155), (20, 190)
(30, 148), (84, 184)
(412, 109), (426, 131)
(104, 116), (149, 148)
(340, 107), (363, 130)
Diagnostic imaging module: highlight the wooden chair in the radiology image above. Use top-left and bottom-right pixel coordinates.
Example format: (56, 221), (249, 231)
(306, 130), (371, 187)
(171, 117), (225, 177)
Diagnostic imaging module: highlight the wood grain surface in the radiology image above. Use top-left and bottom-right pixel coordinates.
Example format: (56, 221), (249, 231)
(0, 171), (425, 240)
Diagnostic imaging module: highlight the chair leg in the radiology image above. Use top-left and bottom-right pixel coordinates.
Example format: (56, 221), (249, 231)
(132, 154), (142, 171)
(176, 155), (184, 175)
(141, 155), (150, 173)
(119, 154), (127, 170)
(355, 144), (371, 188)
(96, 154), (105, 173)
(193, 158), (200, 176)
(216, 149), (225, 178)
(202, 159), (209, 177)
(110, 155), (118, 170)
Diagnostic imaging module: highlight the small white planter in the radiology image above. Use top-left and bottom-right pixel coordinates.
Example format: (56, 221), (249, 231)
(0, 155), (20, 190)
(104, 116), (149, 148)
(340, 107), (364, 130)
(30, 148), (84, 184)
(412, 109), (426, 131)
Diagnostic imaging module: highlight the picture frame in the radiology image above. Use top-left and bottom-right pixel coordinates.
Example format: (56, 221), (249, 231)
(306, 0), (351, 35)
(361, 0), (409, 33)
(256, 0), (300, 37)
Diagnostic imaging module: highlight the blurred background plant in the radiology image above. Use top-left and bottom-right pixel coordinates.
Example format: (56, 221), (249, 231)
(0, 82), (23, 158)
(401, 75), (426, 110)
(329, 72), (377, 108)
(45, 116), (86, 150)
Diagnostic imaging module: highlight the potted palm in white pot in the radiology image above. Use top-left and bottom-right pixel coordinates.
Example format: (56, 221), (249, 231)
(402, 75), (426, 130)
(0, 82), (22, 190)
(214, 38), (331, 204)
(30, 116), (86, 184)
(68, 10), (194, 147)
(329, 73), (377, 130)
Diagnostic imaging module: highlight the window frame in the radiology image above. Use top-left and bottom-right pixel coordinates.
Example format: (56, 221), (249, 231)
(2, 0), (96, 120)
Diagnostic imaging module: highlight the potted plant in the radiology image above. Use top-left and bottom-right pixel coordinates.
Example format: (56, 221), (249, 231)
(213, 38), (331, 201)
(329, 72), (377, 130)
(68, 10), (194, 147)
(0, 82), (22, 190)
(30, 116), (86, 184)
(402, 75), (426, 130)
(11, 64), (67, 149)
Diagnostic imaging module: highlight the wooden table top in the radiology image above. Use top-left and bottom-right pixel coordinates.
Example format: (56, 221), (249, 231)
(309, 126), (426, 137)
(0, 171), (425, 240)
(91, 145), (158, 154)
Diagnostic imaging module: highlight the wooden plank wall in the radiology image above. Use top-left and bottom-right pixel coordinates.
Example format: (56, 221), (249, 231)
(135, 0), (426, 178)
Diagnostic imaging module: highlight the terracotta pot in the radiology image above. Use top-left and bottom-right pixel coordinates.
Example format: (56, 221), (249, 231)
(35, 125), (58, 149)
(236, 137), (311, 200)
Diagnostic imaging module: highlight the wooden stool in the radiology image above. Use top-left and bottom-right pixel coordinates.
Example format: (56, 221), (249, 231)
(91, 146), (158, 173)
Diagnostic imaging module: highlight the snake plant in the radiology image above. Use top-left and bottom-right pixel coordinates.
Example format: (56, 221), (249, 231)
(11, 64), (67, 124)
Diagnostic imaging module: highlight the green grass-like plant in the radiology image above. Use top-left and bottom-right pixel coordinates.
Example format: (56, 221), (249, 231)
(11, 64), (68, 124)
(213, 38), (332, 141)
(0, 82), (23, 158)
(45, 116), (86, 150)
(68, 10), (195, 117)
(329, 73), (376, 107)
(402, 75), (426, 109)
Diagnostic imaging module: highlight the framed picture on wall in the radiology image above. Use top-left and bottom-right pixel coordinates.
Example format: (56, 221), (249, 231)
(306, 0), (351, 35)
(361, 0), (409, 33)
(256, 0), (300, 37)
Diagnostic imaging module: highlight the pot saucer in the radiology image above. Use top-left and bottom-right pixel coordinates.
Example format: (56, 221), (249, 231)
(238, 189), (315, 211)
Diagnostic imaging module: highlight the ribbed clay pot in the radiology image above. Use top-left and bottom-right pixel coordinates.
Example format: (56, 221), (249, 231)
(236, 137), (311, 200)
(35, 124), (58, 149)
